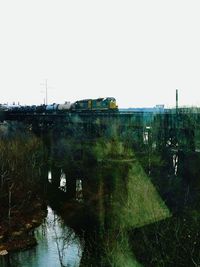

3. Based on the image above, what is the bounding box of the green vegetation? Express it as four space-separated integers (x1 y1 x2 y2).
130 211 200 266
1 111 200 266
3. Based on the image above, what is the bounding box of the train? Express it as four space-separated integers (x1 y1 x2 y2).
0 97 118 114
72 97 117 111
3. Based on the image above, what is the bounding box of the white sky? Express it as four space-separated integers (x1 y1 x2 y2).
0 0 200 108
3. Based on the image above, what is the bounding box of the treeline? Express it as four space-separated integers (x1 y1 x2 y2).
0 123 48 250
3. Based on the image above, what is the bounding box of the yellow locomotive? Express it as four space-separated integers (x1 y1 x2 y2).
72 97 118 111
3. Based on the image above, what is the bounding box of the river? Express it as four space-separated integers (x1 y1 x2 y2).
0 206 83 267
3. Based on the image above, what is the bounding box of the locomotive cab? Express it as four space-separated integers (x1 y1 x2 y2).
106 97 118 110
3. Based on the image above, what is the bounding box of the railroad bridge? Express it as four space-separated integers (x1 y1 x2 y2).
1 109 200 152
1 108 200 203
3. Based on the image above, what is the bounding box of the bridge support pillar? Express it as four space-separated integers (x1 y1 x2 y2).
66 177 76 199
51 166 61 188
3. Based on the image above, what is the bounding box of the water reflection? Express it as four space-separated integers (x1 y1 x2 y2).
59 171 66 192
1 207 83 267
76 180 83 202
172 153 178 175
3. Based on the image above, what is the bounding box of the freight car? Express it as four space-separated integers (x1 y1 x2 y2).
45 101 71 113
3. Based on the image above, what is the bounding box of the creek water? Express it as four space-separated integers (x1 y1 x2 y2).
0 206 83 267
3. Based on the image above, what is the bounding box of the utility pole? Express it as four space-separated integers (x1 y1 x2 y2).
45 79 48 105
176 89 178 112
40 79 49 105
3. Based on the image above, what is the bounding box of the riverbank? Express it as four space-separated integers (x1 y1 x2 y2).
0 198 47 254
0 206 83 267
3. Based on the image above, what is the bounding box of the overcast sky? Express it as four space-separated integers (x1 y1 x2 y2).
0 1 200 108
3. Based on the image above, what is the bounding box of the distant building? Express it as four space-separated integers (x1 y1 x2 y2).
155 104 165 109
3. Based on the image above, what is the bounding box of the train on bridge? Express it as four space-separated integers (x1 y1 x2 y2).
0 97 118 114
